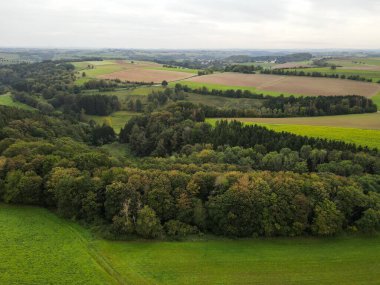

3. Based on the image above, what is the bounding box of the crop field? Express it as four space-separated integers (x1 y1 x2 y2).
1 204 379 285
207 118 380 149
188 73 380 97
0 93 36 110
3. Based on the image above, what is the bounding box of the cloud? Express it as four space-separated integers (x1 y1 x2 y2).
0 0 379 49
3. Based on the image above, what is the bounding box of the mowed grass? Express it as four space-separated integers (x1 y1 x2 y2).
1 204 380 285
85 111 138 133
207 119 380 149
0 204 115 285
0 93 36 111
174 80 304 97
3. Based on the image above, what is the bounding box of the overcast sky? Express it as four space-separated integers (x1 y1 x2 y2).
1 0 379 49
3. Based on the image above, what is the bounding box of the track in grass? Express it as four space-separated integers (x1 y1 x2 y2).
1 204 380 285
0 204 116 285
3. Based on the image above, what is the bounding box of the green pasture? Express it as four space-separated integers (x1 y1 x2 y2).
0 93 36 111
1 204 379 285
85 111 138 133
207 119 380 150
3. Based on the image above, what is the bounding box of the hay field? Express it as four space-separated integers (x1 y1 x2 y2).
188 73 380 97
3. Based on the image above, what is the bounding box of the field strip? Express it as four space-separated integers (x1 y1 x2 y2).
47 215 127 285
256 76 289 89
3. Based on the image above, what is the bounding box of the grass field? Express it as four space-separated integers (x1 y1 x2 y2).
372 92 380 109
0 204 115 284
0 93 36 110
1 204 380 285
171 80 303 97
85 111 137 133
218 113 380 130
207 118 380 149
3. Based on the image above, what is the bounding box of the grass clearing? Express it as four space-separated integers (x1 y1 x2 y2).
0 93 36 111
85 111 138 133
207 119 380 149
1 204 380 285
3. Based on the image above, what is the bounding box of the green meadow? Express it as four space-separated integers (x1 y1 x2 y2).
0 93 36 111
1 204 380 285
206 118 380 149
85 111 138 133
173 80 304 97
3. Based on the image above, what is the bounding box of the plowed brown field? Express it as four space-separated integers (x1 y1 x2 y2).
189 73 380 97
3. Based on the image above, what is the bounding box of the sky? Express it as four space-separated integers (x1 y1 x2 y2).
1 0 380 49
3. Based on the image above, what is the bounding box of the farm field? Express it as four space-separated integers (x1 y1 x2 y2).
0 93 36 110
1 204 380 285
73 60 197 84
326 57 380 69
293 67 380 82
99 68 196 83
188 73 380 97
220 112 380 130
207 118 380 149
0 204 115 285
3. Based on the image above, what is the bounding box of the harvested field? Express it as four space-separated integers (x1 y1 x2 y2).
99 68 196 83
189 73 380 97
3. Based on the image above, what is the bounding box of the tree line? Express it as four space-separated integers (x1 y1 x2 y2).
261 68 375 83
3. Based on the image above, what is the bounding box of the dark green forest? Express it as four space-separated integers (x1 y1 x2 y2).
0 61 379 239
